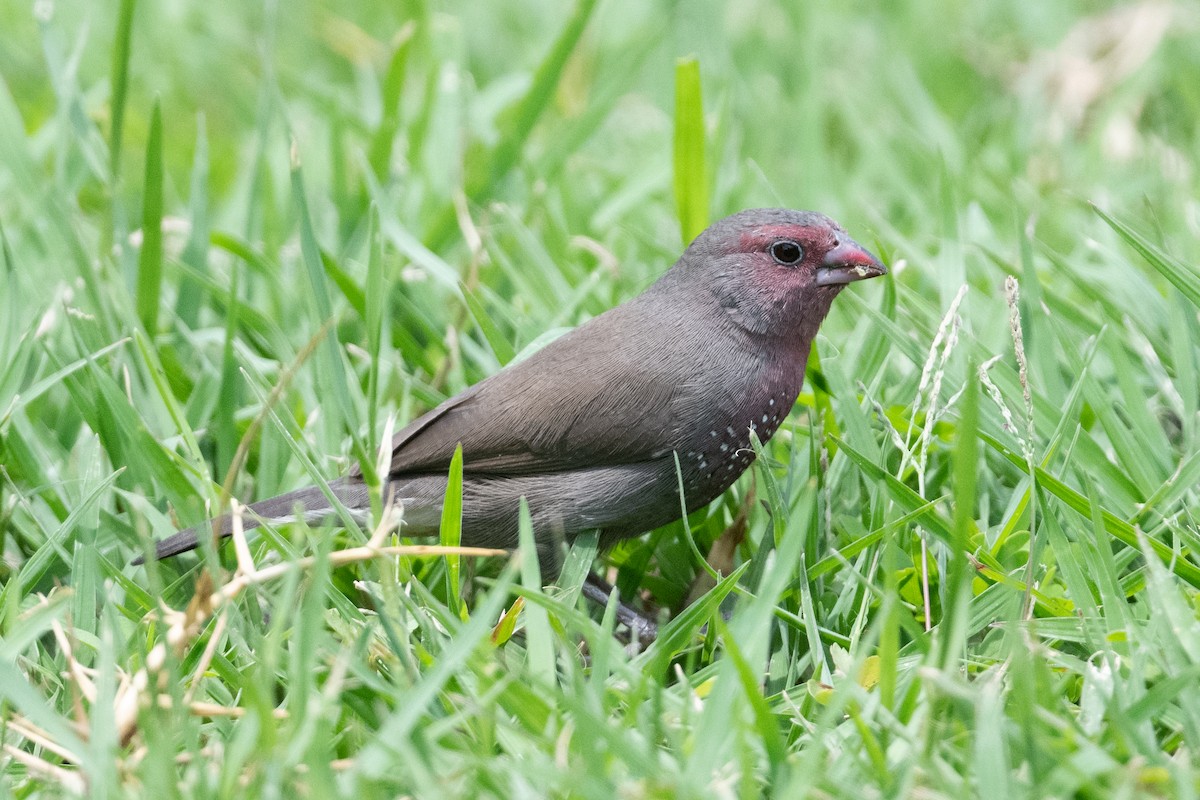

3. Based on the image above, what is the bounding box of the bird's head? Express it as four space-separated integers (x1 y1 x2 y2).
677 208 887 339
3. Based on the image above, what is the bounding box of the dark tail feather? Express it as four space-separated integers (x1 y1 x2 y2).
133 481 360 564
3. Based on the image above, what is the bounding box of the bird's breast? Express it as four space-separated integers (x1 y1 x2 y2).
675 372 801 507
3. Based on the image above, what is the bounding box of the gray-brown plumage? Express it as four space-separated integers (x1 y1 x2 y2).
141 209 885 568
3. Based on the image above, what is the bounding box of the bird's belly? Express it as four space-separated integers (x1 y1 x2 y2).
389 462 683 550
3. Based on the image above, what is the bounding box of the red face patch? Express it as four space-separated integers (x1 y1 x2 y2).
737 224 834 260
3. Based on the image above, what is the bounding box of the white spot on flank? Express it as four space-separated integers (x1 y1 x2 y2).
720 443 728 452
726 426 735 436
761 414 768 423
710 430 717 437
769 398 775 406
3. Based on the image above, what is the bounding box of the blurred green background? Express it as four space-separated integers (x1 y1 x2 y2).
3 1 1200 797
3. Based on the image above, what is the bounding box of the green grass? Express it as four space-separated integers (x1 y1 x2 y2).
2 0 1200 797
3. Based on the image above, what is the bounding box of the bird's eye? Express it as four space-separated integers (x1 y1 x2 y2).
769 240 804 265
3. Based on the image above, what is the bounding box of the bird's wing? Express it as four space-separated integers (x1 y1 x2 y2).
375 309 688 478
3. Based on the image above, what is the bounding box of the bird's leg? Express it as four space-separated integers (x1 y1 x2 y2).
582 573 659 645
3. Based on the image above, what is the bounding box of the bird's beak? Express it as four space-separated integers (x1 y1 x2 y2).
815 239 887 286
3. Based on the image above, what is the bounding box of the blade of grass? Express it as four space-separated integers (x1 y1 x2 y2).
673 56 709 244
714 614 788 775
175 114 209 328
0 468 123 609
356 561 517 775
938 361 977 668
636 561 750 676
982 432 1200 588
366 24 416 184
426 0 600 248
439 444 465 620
107 0 136 182
364 205 385 483
290 151 365 465
463 285 516 365
135 98 163 334
517 497 555 686
1094 205 1200 308
555 529 598 611
831 434 955 545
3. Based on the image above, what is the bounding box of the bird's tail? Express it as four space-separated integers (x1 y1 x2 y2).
134 479 366 564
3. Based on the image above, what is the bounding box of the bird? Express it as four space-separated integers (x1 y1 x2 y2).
138 208 886 571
